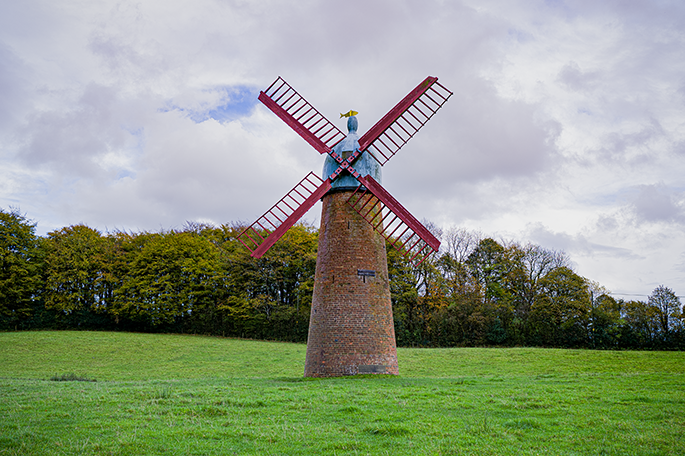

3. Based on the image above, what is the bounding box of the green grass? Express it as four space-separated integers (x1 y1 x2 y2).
1 331 684 455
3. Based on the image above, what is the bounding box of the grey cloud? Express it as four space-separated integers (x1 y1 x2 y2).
595 213 620 232
596 118 666 164
18 83 143 177
628 183 685 224
0 45 28 132
676 253 685 274
390 81 561 207
675 139 685 156
555 0 685 27
513 1 685 170
557 61 600 91
89 34 163 77
525 222 642 260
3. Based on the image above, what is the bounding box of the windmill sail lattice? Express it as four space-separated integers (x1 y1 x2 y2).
259 77 346 155
360 76 452 165
237 172 331 259
348 175 440 267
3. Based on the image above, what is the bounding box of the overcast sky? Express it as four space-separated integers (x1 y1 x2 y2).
2 0 684 299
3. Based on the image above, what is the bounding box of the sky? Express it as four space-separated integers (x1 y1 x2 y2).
1 0 684 299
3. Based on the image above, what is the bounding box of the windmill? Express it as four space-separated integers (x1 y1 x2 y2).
238 76 452 377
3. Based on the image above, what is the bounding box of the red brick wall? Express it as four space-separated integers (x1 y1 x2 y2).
304 190 399 377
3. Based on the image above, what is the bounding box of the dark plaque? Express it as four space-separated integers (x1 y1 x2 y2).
357 269 376 283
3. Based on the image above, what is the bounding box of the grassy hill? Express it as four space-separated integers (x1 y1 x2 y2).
1 331 683 455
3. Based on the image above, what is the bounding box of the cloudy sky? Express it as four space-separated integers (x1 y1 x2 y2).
2 0 684 298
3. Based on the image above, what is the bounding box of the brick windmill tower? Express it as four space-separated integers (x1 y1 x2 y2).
238 76 452 377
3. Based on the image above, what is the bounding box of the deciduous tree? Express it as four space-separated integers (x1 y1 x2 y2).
112 230 224 327
43 225 107 314
530 267 590 347
648 285 682 336
0 208 42 325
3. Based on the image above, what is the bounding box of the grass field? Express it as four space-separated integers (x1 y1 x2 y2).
1 331 684 455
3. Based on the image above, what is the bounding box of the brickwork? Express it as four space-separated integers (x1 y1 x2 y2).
304 190 399 377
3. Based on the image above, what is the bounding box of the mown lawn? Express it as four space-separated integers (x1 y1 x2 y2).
1 331 683 455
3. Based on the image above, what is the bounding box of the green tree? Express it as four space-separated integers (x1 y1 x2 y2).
214 223 316 341
518 244 570 318
427 229 488 346
530 267 590 347
621 299 661 348
388 241 423 346
43 225 108 315
247 224 317 341
386 218 452 347
0 208 43 327
112 230 224 327
648 285 682 337
466 239 527 344
429 277 486 346
466 238 506 298
587 289 622 348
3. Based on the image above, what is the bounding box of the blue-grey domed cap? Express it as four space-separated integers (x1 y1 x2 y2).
322 114 381 188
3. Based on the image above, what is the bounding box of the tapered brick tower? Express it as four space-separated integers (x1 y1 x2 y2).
238 76 451 377
304 189 398 376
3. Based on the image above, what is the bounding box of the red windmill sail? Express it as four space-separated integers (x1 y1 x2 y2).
237 172 330 259
347 175 440 267
360 76 452 165
258 77 345 155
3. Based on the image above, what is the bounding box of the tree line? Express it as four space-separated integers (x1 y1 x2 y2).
1 207 683 349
